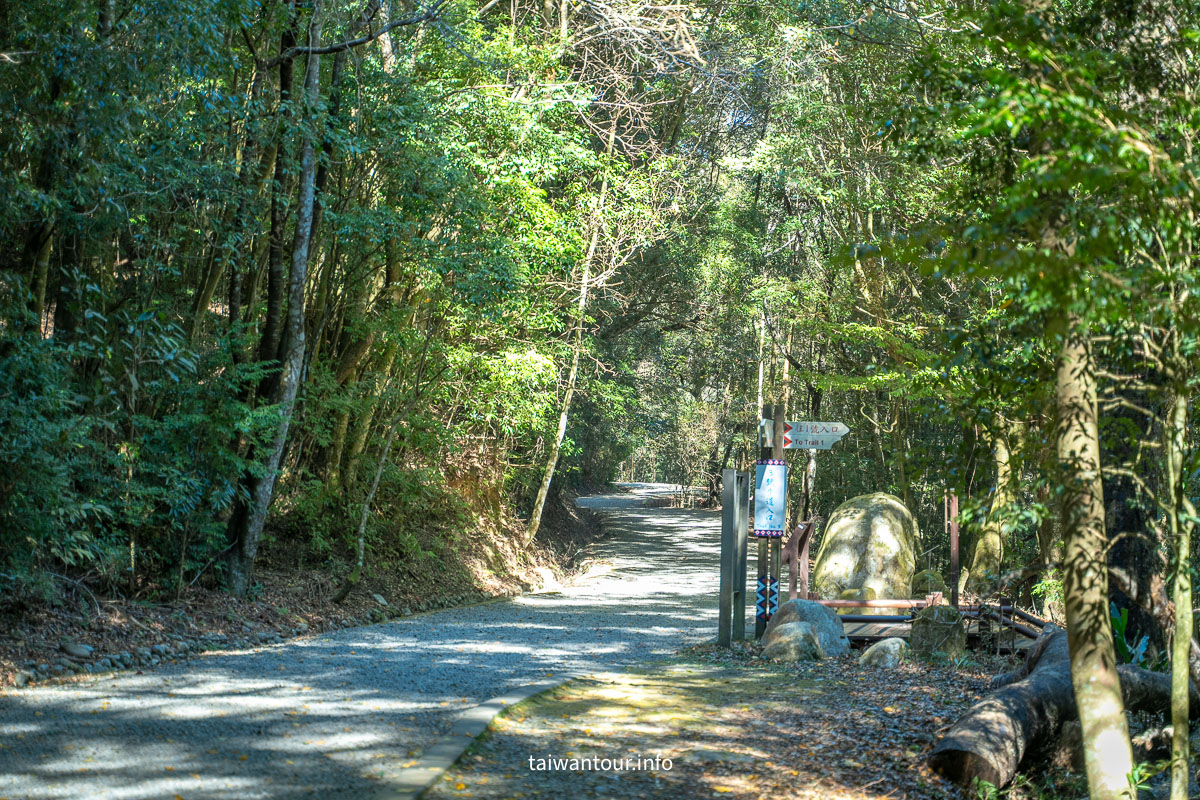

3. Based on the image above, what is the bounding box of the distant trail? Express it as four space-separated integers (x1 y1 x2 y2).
0 484 720 799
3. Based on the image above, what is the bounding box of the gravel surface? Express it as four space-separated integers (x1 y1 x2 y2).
0 484 721 799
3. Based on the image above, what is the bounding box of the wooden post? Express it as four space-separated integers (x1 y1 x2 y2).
734 471 749 642
719 469 736 647
783 520 816 601
770 403 784 623
756 404 772 640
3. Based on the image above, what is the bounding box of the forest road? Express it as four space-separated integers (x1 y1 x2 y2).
0 483 721 799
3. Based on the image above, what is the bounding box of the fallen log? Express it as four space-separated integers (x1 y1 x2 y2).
927 624 1200 791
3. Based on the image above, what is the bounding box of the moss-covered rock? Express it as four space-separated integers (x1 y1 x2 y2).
859 637 908 668
761 621 823 661
910 569 946 598
910 605 967 659
812 492 918 613
763 599 850 657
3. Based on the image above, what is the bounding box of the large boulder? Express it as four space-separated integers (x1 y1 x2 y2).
761 622 823 661
763 598 851 657
812 492 918 613
911 605 967 659
859 637 908 668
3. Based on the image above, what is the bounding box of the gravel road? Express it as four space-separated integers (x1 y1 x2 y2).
0 484 721 799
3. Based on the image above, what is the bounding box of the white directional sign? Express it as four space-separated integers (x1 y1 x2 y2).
761 420 850 450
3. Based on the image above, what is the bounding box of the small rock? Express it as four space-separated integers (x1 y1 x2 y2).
98 658 112 670
294 621 308 634
135 647 152 659
37 663 50 673
14 671 31 688
152 644 170 656
49 664 65 675
859 637 909 668
372 593 388 607
61 642 94 659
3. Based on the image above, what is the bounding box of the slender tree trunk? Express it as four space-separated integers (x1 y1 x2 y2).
1054 312 1133 800
523 251 589 545
226 8 322 597
1163 352 1194 800
969 423 1014 592
258 22 297 376
524 120 616 545
332 415 400 604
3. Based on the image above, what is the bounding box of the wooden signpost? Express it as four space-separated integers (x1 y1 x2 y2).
718 469 750 647
751 404 786 638
718 408 851 646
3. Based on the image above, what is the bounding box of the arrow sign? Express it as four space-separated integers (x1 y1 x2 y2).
762 420 850 450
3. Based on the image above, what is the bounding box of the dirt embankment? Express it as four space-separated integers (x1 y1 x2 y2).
0 487 604 689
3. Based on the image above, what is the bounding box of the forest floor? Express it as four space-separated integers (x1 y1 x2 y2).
0 487 603 689
425 645 1020 800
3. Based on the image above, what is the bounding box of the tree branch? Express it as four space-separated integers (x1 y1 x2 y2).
267 0 444 67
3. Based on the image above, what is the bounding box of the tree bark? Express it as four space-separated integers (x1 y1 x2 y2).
1162 351 1194 800
226 7 322 597
1054 312 1134 800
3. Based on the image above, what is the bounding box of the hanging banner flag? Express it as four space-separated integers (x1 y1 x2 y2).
753 460 788 537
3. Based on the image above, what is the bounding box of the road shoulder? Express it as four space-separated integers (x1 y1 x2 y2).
424 644 985 800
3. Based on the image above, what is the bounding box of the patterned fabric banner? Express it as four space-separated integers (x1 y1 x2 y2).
753 460 787 537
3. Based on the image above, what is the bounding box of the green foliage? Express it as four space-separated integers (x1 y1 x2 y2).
1110 602 1150 668
0 278 105 596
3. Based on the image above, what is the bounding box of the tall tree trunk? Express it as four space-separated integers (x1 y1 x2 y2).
1053 312 1133 800
258 22 297 377
1103 387 1164 653
968 422 1014 592
799 380 822 521
523 249 589 546
524 120 616 545
226 8 322 597
1163 346 1194 800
